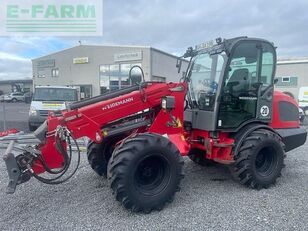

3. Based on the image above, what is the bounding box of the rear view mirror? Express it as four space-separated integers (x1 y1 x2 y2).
129 65 145 85
274 78 278 85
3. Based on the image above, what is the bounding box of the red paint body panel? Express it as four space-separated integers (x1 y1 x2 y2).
270 91 300 129
189 129 234 163
32 85 302 175
167 133 190 155
0 128 19 137
32 116 66 174
33 82 190 174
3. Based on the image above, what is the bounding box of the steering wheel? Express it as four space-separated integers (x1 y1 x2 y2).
220 92 240 110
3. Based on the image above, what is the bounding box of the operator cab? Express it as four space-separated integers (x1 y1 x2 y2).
184 37 276 131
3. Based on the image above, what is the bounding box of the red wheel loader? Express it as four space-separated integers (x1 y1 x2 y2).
1 37 307 213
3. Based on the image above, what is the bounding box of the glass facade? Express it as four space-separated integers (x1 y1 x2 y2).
99 63 141 94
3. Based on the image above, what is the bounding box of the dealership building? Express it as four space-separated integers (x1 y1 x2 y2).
275 57 308 99
32 45 308 101
32 45 187 99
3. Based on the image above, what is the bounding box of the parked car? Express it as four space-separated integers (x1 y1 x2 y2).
299 107 305 124
24 92 32 104
4 92 25 102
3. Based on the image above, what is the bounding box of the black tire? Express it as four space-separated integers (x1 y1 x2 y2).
230 129 285 189
87 135 125 177
108 133 184 213
188 148 216 166
11 98 17 102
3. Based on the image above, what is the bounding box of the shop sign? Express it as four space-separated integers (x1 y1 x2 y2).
73 57 89 64
114 51 142 62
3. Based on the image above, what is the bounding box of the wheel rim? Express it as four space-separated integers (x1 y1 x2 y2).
255 146 278 177
134 155 170 196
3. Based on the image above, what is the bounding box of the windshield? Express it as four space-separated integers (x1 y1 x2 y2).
188 52 226 110
33 88 77 101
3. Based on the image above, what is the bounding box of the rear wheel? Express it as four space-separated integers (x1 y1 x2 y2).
87 135 125 177
11 98 17 102
188 148 216 166
108 133 184 213
230 129 285 189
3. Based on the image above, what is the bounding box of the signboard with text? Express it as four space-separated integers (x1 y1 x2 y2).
114 51 142 62
0 0 103 36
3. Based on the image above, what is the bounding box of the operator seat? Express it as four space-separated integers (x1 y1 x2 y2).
226 68 249 96
226 68 256 119
223 68 250 115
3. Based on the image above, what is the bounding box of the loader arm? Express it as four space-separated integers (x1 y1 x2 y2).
3 81 188 192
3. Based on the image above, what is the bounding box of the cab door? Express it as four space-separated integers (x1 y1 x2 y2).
217 41 276 129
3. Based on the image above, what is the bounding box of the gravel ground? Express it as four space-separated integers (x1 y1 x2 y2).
0 136 308 230
1 103 308 230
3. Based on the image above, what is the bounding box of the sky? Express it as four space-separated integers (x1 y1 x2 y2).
1 0 308 80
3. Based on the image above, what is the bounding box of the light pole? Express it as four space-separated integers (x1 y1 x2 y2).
2 101 6 131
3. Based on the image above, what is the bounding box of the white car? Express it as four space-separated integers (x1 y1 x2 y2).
4 92 25 102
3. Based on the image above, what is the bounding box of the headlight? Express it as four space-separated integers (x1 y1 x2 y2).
161 96 175 111
29 107 38 116
161 98 167 110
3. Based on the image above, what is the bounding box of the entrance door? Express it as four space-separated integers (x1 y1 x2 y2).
80 85 92 100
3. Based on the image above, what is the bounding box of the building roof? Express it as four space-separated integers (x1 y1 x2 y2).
277 57 308 65
32 44 182 61
0 79 32 84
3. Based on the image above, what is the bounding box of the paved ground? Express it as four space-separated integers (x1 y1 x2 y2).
0 102 30 132
0 103 308 230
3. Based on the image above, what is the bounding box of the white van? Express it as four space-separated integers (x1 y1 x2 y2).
298 86 308 115
28 86 78 131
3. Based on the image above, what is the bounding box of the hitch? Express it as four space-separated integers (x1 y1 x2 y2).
0 132 41 194
1 126 82 193
3 141 21 194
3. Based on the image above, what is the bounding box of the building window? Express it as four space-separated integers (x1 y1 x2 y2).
275 76 298 87
52 68 59 77
99 63 141 94
38 74 45 78
282 77 290 83
79 85 92 100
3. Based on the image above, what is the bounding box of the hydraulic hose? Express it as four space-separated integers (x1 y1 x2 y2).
31 129 81 185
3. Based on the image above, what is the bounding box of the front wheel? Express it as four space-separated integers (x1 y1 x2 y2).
230 129 285 189
107 133 184 213
87 135 126 177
